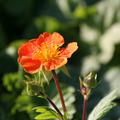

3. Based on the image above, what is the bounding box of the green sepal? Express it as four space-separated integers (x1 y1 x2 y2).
26 82 41 96
24 75 43 96
41 67 52 84
60 65 71 77
24 75 33 82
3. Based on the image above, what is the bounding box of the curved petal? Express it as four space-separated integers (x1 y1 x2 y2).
44 58 67 71
37 32 51 45
47 32 64 47
18 57 42 74
18 39 36 57
59 42 78 58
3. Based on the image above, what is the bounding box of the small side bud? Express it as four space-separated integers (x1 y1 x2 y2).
83 72 97 89
79 72 98 97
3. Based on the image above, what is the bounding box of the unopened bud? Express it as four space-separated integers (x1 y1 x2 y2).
79 72 98 97
80 72 97 89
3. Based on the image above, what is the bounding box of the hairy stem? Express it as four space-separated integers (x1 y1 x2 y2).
39 92 63 116
46 96 63 116
52 70 67 113
82 95 88 120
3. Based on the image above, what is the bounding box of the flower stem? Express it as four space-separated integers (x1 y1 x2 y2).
82 95 88 120
52 70 67 113
46 96 63 116
39 91 63 116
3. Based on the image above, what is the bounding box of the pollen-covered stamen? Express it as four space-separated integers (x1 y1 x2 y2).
48 44 59 58
33 42 59 62
33 43 48 62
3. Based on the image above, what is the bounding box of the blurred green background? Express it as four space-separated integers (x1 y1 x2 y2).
0 0 120 120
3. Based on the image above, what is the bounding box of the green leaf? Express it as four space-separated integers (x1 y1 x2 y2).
59 65 71 77
34 107 62 120
3 73 24 92
11 95 34 115
88 90 119 120
34 16 61 33
73 5 96 20
73 6 87 19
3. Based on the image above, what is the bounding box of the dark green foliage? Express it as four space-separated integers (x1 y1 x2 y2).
0 0 120 120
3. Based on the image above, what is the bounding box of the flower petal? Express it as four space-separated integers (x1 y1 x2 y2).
18 39 36 57
48 32 64 47
59 42 78 58
44 58 67 71
37 32 51 45
18 57 42 74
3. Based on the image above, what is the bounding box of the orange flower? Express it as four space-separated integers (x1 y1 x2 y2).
18 32 78 74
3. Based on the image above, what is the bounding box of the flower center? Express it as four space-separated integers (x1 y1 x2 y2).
33 42 59 63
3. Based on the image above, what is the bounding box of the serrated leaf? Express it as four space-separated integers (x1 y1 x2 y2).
34 107 62 120
35 111 57 119
60 65 71 77
88 90 119 120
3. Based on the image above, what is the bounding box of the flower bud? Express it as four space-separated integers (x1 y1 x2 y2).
80 72 97 89
79 72 98 97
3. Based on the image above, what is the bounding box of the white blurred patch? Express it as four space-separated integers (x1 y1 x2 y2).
80 24 100 44
81 55 100 74
5 47 16 56
99 23 120 64
97 0 120 28
104 67 120 94
56 0 71 17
